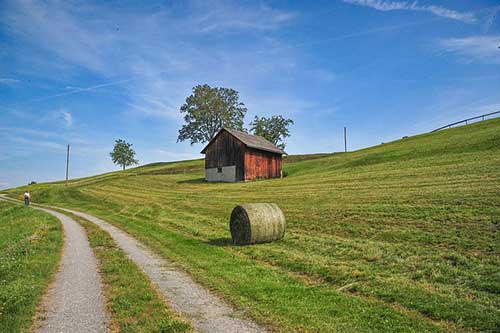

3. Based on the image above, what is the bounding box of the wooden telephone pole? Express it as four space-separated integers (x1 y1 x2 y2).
65 144 70 187
344 127 347 152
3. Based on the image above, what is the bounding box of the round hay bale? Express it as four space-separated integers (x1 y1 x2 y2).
230 203 286 245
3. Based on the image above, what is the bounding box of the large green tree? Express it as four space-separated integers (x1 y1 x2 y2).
250 115 294 150
110 139 138 170
177 84 247 145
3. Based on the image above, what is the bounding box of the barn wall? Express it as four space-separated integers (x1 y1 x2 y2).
205 165 237 182
244 148 282 181
204 130 245 181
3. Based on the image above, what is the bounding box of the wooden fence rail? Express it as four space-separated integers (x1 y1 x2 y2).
431 110 500 132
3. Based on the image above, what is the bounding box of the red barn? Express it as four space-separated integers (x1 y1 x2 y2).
201 128 284 182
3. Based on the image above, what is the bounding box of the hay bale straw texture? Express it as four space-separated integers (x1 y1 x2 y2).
230 203 286 245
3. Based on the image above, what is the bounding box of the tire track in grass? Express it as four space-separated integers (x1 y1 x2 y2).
0 195 109 332
57 207 265 333
72 212 191 332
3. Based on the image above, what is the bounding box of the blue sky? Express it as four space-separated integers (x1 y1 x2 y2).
1 0 499 189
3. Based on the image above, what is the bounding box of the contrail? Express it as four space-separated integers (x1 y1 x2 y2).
30 78 135 102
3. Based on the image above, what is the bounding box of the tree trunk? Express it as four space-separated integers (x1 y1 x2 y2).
123 165 125 171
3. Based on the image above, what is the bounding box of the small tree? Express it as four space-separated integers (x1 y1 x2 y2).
250 115 294 150
110 139 138 170
177 84 247 145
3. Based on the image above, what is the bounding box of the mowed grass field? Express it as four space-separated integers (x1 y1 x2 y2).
0 201 62 332
4 118 500 332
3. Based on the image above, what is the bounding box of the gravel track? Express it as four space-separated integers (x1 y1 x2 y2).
60 207 265 333
0 196 109 332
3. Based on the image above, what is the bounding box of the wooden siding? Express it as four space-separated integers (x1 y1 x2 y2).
244 148 282 181
204 130 245 180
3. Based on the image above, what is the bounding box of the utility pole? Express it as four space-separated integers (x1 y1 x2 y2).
344 127 347 152
65 144 70 187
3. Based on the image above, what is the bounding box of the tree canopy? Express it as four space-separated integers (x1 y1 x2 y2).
250 115 294 150
177 84 247 145
110 139 138 170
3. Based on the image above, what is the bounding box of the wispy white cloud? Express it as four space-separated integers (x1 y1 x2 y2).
126 101 178 119
1 0 299 120
9 137 67 151
0 126 58 138
31 108 75 128
190 2 296 32
439 35 500 64
343 0 476 23
59 110 73 127
0 78 20 86
0 105 31 118
0 126 91 148
1 0 110 74
0 126 107 162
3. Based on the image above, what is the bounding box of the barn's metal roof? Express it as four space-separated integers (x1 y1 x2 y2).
201 128 284 155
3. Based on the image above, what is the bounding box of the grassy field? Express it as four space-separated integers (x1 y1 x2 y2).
4 118 500 332
66 212 191 333
0 201 62 332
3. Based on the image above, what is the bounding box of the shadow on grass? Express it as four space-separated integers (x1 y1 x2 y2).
206 237 234 246
177 178 206 184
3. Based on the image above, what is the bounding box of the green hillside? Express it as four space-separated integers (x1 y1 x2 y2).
4 118 500 332
0 201 62 332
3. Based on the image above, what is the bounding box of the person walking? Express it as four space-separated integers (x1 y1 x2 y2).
24 190 30 206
